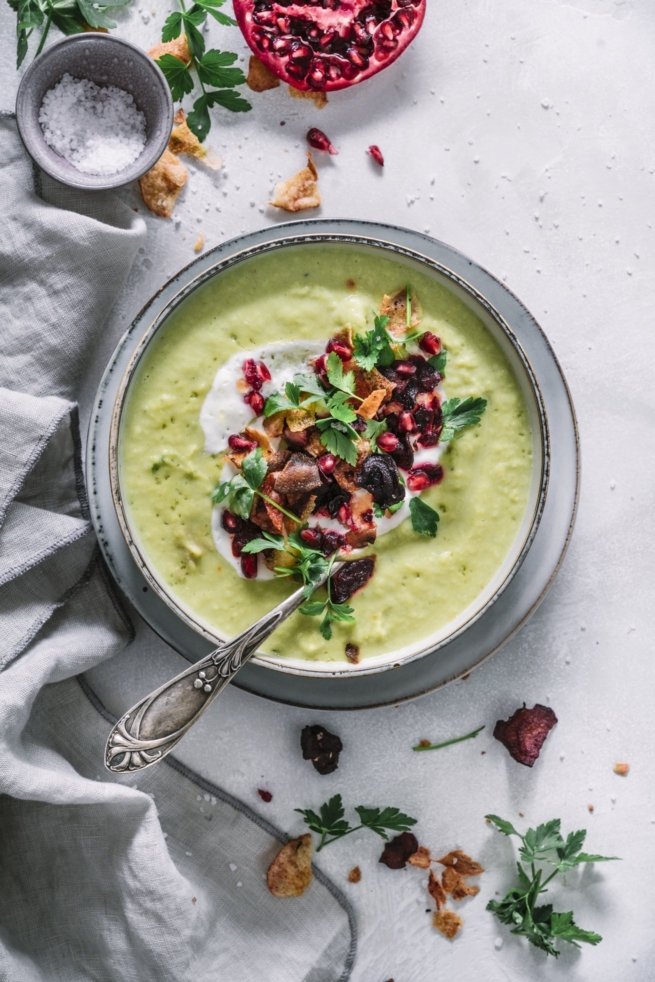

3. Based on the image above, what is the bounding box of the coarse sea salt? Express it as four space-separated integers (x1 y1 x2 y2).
38 73 146 176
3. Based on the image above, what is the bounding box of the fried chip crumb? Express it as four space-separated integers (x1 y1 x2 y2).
587 803 595 813
433 909 463 939
267 834 313 898
418 738 432 749
193 232 205 253
169 109 206 160
613 762 630 776
138 148 188 219
288 86 328 108
347 866 362 884
408 846 432 869
345 642 360 664
148 34 191 64
428 870 446 910
441 866 480 899
271 153 321 212
247 56 281 92
436 851 485 877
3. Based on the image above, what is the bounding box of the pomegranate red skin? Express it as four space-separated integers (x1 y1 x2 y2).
368 144 384 166
233 0 427 93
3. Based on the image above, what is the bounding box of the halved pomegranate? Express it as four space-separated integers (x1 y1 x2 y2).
233 0 426 92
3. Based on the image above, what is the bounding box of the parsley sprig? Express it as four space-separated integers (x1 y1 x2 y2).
441 396 487 442
353 315 395 371
296 794 417 852
10 0 132 66
156 0 251 142
486 815 619 957
409 497 439 537
211 449 301 525
242 531 354 639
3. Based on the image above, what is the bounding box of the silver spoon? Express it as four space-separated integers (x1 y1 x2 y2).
105 565 340 773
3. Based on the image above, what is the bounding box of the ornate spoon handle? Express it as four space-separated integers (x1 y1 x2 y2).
105 569 335 773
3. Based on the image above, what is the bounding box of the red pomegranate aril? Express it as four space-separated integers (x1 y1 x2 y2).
338 503 351 525
368 145 384 167
300 528 323 549
228 433 257 452
321 530 344 556
307 127 339 155
417 429 439 448
314 353 328 377
221 510 241 533
418 332 442 356
326 338 352 361
241 553 258 579
377 431 400 453
244 390 265 415
242 358 271 390
407 463 444 492
394 360 417 377
318 453 337 476
398 411 416 433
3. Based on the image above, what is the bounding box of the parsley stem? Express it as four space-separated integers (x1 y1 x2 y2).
257 491 303 526
316 826 363 852
412 724 485 752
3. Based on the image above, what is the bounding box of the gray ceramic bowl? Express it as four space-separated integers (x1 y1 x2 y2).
15 33 173 191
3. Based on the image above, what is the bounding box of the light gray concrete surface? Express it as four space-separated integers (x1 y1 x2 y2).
3 2 654 979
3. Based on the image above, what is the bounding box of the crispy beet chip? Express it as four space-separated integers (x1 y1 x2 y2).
493 703 558 767
379 832 419 870
330 557 376 605
300 724 343 775
257 788 273 803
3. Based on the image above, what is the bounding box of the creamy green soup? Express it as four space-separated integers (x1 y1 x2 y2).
120 245 534 662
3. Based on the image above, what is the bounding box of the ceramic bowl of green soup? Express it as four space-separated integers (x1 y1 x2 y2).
102 221 556 689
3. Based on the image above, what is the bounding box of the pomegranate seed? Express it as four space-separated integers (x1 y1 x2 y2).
241 553 258 579
244 390 265 415
257 788 273 803
326 339 352 361
228 433 257 452
300 528 323 549
243 358 271 391
221 510 241 533
394 360 416 377
398 411 416 433
307 127 339 155
377 432 400 453
318 453 337 475
368 145 384 167
418 332 442 355
417 429 439 448
407 464 444 492
337 503 351 525
321 530 344 555
314 353 328 377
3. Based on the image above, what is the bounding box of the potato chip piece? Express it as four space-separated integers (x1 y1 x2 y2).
613 762 630 776
441 866 480 899
289 86 328 108
148 34 191 64
436 850 484 877
169 109 207 159
285 408 316 432
356 388 388 420
433 909 462 940
247 55 281 92
347 866 362 884
138 148 188 219
352 365 395 401
380 287 422 337
267 834 313 897
427 870 446 910
271 154 321 212
407 846 431 869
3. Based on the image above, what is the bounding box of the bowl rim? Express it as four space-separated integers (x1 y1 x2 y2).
15 32 173 191
107 227 550 679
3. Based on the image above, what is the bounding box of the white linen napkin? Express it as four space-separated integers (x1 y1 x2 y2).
0 114 355 982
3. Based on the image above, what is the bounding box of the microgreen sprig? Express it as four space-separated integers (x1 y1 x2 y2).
211 449 301 525
296 793 417 852
486 815 619 957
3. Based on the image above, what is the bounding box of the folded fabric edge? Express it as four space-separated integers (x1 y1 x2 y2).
77 673 358 982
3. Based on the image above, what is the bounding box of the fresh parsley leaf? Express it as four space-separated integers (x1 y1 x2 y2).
194 0 236 26
210 450 269 521
296 795 417 851
325 390 358 425
486 814 619 957
156 54 194 101
428 349 448 375
319 422 358 466
441 396 487 442
187 94 211 143
354 805 417 840
326 352 355 395
76 0 131 29
196 49 245 88
241 533 285 555
240 448 267 490
409 497 440 537
161 10 184 42
353 315 394 371
364 417 388 449
205 88 252 113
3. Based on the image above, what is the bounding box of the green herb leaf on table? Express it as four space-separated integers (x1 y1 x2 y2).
12 0 131 66
440 396 487 442
485 814 619 957
412 724 485 751
409 497 440 537
296 795 417 852
193 0 236 27
157 54 195 101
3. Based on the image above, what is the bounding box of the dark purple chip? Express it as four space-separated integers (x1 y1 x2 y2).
493 704 558 767
257 788 273 803
379 832 419 870
300 724 343 775
330 557 376 605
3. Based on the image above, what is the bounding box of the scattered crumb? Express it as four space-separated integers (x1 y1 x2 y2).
433 909 463 939
408 846 431 869
191 896 197 904
247 55 281 92
288 86 328 108
267 834 313 898
588 804 595 813
193 232 205 253
418 739 432 749
345 642 360 664
347 866 362 884
436 851 484 876
614 762 630 776
345 278 356 289
270 153 320 212
169 109 219 169
138 148 187 218
441 866 480 899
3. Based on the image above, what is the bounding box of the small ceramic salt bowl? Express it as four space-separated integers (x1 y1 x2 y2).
16 33 173 191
